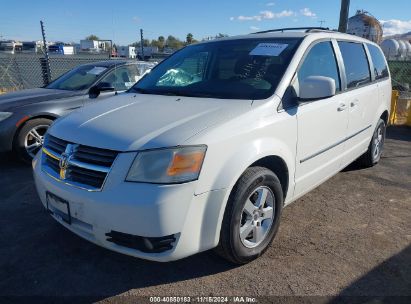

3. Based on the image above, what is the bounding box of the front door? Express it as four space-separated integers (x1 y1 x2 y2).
293 41 349 198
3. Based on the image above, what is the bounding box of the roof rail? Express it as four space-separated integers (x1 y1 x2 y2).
252 27 331 34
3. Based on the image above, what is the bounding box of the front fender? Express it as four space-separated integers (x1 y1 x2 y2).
201 137 295 198
195 136 296 248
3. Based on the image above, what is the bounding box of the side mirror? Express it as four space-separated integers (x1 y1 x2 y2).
299 76 336 102
89 82 115 98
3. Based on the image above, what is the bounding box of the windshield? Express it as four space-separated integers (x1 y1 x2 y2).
46 65 108 91
130 38 301 100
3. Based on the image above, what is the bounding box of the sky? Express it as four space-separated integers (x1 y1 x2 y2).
1 0 410 45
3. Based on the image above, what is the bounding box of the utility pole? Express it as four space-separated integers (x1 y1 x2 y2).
140 29 144 60
338 0 350 33
40 20 51 85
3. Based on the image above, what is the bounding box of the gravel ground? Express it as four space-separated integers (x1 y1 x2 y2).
0 127 410 302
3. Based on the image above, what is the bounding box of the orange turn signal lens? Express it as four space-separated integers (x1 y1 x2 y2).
167 151 206 176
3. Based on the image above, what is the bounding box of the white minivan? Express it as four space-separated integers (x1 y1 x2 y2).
33 29 391 264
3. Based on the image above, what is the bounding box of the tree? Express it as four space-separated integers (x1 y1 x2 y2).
85 34 100 41
130 39 150 47
166 35 184 50
158 36 165 50
186 33 194 44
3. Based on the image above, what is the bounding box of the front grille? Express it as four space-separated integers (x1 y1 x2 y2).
42 134 118 191
47 135 67 155
106 231 177 253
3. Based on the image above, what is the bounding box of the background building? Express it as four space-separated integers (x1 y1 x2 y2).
347 10 383 44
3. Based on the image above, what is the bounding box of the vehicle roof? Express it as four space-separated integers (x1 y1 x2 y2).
198 30 377 46
79 60 153 68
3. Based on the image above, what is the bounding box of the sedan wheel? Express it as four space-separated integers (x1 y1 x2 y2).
24 125 48 158
14 118 53 163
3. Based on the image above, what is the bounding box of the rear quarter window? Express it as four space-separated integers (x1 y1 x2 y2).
367 44 389 80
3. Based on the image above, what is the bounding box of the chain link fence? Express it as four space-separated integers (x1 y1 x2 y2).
388 60 411 99
0 53 161 93
388 60 411 126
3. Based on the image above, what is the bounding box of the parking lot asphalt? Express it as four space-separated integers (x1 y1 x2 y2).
0 127 410 301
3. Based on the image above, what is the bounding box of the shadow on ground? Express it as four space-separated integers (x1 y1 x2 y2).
329 245 411 304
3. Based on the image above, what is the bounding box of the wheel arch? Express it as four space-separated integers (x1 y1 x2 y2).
249 155 289 200
380 110 389 125
12 113 58 148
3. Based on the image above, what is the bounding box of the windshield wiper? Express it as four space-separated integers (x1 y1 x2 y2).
130 87 154 94
130 88 224 98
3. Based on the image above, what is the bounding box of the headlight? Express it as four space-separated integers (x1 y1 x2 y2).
126 146 207 184
0 112 12 122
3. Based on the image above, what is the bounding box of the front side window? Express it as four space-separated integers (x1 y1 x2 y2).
131 38 302 100
367 44 389 80
338 42 371 89
46 65 108 91
298 41 341 92
100 65 141 91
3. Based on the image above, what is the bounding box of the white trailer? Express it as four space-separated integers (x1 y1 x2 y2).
118 46 136 58
137 46 159 59
80 40 101 53
0 40 22 54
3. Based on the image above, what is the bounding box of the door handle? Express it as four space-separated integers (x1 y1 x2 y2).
350 99 359 107
337 103 347 111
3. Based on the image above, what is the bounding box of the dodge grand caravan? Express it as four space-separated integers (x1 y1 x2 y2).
33 28 391 264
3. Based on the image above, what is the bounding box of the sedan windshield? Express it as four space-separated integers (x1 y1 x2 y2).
131 38 301 100
46 65 108 91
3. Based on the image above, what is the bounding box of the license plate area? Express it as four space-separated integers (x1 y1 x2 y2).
46 192 71 224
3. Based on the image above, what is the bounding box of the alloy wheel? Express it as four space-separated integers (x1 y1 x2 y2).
24 125 48 158
239 186 275 248
373 125 384 159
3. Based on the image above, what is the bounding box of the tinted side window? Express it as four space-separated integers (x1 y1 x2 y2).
338 42 371 88
367 44 389 80
298 41 341 92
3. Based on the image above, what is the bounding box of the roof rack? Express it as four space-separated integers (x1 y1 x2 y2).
252 27 332 34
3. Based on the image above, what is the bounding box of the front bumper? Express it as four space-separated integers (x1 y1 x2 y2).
33 151 227 262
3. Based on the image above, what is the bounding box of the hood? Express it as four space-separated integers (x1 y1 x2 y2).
49 93 253 151
0 88 83 111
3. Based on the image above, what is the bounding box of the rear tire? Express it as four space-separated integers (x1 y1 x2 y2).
215 166 283 264
14 118 52 164
357 119 386 168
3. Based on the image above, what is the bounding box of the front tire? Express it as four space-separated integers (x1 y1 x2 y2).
14 118 52 163
215 167 283 264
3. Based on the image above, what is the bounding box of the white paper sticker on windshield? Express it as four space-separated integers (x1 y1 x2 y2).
249 43 288 56
87 67 107 75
